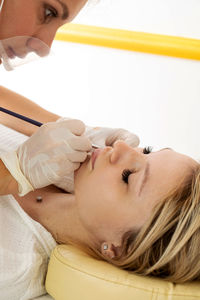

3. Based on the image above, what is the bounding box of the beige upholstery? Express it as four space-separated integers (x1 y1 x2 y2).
45 245 200 300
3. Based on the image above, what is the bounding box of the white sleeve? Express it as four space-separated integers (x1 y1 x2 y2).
0 124 34 195
0 123 28 150
0 125 57 299
0 195 57 300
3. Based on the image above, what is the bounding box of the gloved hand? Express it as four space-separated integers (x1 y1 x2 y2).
0 119 91 195
85 126 140 148
57 118 140 148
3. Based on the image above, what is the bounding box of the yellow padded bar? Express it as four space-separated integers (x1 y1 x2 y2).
46 245 200 300
55 23 200 61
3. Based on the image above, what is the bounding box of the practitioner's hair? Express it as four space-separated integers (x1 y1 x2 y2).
70 164 200 284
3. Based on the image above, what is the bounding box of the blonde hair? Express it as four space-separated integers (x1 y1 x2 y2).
70 164 200 284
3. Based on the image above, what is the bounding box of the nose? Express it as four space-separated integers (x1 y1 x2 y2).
26 27 57 57
110 141 141 164
26 37 50 57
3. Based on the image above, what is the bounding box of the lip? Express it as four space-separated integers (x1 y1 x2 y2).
91 149 102 169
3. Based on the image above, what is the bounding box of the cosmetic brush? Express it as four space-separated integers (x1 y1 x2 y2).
0 107 99 149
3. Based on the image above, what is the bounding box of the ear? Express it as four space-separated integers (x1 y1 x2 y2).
100 242 122 259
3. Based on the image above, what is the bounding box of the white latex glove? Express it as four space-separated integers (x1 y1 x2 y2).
0 119 91 196
57 118 140 148
85 126 140 148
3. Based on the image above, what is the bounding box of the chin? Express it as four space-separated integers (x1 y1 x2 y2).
74 160 88 189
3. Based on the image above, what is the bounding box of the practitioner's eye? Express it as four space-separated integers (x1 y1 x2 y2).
143 146 153 154
122 169 133 184
43 4 58 23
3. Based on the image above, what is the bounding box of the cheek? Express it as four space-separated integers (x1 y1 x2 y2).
75 173 108 214
75 171 111 221
0 17 36 39
1 0 37 37
12 15 36 36
77 181 126 233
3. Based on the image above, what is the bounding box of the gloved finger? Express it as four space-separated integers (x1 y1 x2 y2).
56 117 70 123
60 119 86 136
124 134 140 148
105 129 140 148
41 139 87 166
45 119 86 141
55 174 74 193
66 150 88 163
68 136 92 152
55 160 81 192
56 159 80 177
105 128 125 146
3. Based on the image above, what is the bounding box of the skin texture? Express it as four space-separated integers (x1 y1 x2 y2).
0 0 87 58
14 141 198 258
74 141 198 256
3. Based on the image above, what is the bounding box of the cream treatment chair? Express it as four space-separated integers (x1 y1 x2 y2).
45 244 200 300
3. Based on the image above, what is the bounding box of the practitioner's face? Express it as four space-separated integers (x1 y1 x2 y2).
0 0 87 56
74 141 197 250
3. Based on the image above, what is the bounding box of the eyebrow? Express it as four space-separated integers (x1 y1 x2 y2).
138 162 150 196
55 0 69 20
159 147 173 152
138 148 173 196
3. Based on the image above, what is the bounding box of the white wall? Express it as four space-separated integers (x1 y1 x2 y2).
0 0 200 159
77 0 200 39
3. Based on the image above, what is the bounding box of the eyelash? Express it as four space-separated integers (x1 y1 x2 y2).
122 146 152 184
122 169 133 184
143 146 153 154
43 4 58 23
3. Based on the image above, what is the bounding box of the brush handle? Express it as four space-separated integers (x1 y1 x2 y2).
0 107 43 127
0 107 100 148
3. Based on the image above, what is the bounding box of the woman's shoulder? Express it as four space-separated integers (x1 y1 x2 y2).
0 193 57 253
0 194 56 298
0 123 28 151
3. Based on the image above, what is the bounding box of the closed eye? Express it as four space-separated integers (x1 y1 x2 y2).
143 146 153 154
122 169 133 184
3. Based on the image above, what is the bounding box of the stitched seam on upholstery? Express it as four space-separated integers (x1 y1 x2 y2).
167 286 173 300
151 289 158 300
54 254 200 297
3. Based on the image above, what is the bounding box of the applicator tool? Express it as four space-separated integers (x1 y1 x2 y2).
0 107 99 149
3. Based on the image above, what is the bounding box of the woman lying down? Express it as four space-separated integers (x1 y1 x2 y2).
1 114 200 299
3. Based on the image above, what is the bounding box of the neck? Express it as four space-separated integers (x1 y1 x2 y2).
14 185 91 246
